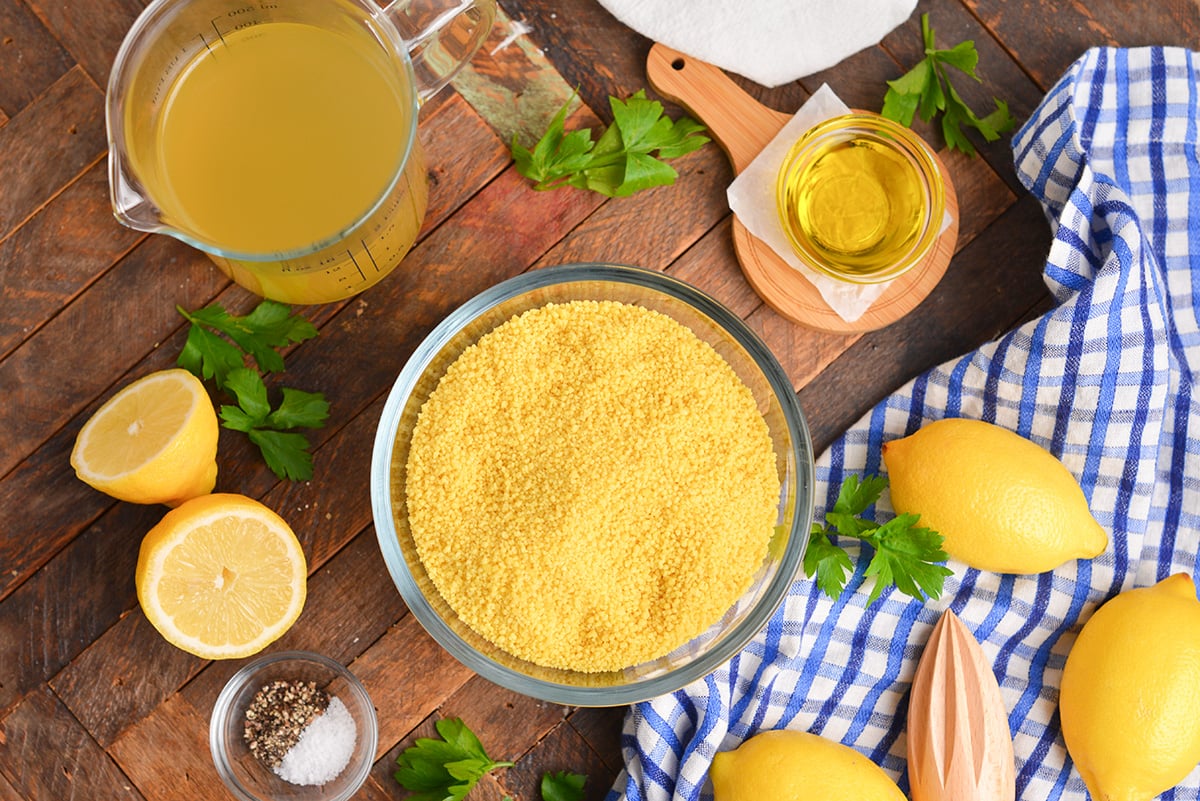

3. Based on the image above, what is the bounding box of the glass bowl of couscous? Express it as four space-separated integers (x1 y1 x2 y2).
370 263 815 705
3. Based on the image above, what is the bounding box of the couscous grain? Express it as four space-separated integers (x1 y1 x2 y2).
405 300 780 672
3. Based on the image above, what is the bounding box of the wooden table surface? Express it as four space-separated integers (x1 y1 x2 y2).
2 0 1197 798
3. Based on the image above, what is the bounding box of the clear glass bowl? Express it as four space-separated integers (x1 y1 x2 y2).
776 111 945 284
370 263 815 705
209 651 378 801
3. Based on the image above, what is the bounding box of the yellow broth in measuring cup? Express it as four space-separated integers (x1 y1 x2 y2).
107 0 494 304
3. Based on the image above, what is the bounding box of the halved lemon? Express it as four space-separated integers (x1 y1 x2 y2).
70 368 219 506
136 493 307 659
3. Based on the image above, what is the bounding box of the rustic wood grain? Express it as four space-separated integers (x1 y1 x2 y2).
666 217 766 320
0 0 74 116
346 613 477 753
0 770 25 801
0 686 145 800
0 234 223 472
107 694 226 801
23 0 144 88
568 706 627 776
504 715 615 801
0 161 144 359
0 65 105 238
967 0 1200 94
439 675 570 763
0 499 160 713
532 142 732 269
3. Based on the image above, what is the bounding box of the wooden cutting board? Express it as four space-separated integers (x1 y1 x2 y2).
646 43 958 334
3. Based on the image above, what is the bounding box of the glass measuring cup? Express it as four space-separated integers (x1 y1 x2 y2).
107 0 495 304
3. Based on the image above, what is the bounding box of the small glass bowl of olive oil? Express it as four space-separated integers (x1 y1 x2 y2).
776 112 945 284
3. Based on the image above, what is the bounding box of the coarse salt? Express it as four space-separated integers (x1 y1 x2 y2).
274 696 356 786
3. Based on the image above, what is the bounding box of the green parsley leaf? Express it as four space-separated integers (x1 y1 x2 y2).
881 13 1016 156
541 771 587 801
512 89 709 196
803 473 953 604
177 300 328 481
221 368 272 424
178 300 316 375
267 387 330 430
248 429 315 482
395 718 514 801
802 526 857 601
177 319 245 385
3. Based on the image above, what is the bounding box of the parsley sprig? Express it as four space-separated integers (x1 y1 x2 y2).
881 13 1016 156
177 300 328 481
512 90 709 196
804 474 953 605
395 718 514 801
540 771 587 801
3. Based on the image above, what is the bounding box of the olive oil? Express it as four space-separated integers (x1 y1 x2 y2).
776 114 942 283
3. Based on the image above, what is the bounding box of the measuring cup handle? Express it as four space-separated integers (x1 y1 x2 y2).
383 0 497 103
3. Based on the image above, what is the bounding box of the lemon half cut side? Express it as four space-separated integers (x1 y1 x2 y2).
70 368 219 506
135 493 307 659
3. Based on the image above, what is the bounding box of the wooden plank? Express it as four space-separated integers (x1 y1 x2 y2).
666 216 765 319
421 92 514 233
797 39 910 112
0 65 105 239
23 0 143 88
531 142 732 269
964 0 1117 92
0 0 73 116
0 500 160 714
0 234 225 474
1087 0 1200 45
567 707 626 776
0 160 144 359
0 770 24 801
344 613 476 754
51 609 204 750
107 694 227 801
503 716 615 801
796 194 1055 453
439 675 568 762
451 5 579 148
0 686 144 800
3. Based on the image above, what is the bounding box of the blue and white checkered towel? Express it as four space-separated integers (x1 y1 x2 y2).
609 46 1200 801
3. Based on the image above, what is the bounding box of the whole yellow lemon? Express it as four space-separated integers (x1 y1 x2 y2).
881 418 1107 573
1060 574 1200 801
709 729 906 801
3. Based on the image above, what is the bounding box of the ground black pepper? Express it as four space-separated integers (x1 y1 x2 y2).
243 679 330 768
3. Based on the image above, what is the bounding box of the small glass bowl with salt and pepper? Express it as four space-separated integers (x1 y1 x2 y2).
210 650 378 801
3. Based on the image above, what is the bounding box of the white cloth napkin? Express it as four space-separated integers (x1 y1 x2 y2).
595 0 918 87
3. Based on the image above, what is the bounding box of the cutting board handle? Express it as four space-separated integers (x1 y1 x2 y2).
646 43 790 174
